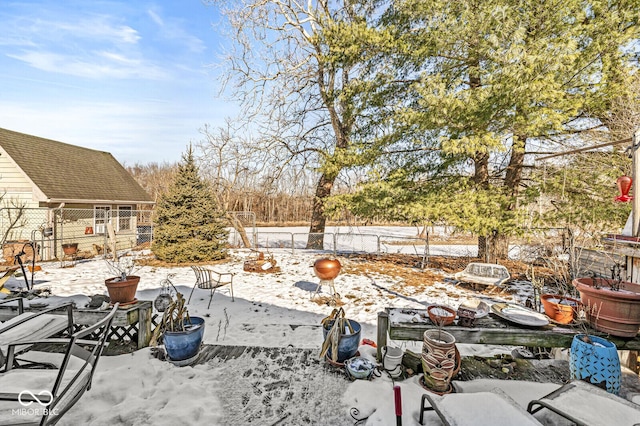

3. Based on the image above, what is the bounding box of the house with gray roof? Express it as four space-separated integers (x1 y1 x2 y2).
0 127 154 260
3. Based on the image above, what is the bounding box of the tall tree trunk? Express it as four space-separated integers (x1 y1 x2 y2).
306 172 336 249
467 55 493 261
474 151 490 260
505 133 526 202
486 133 527 260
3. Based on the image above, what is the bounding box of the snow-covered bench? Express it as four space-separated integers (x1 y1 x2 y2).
454 262 510 287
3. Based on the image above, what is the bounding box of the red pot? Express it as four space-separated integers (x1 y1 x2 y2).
313 258 341 280
105 275 140 304
573 277 640 337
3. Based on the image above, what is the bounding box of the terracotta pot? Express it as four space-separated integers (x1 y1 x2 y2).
313 258 341 281
541 294 580 324
105 275 140 304
573 277 640 338
427 305 456 326
422 329 457 392
62 243 78 256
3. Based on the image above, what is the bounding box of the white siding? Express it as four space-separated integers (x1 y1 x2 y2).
0 152 39 208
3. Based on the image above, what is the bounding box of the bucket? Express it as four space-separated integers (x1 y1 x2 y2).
322 319 361 363
570 334 621 395
382 346 404 378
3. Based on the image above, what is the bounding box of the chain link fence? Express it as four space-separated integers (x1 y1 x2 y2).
0 208 614 276
507 228 572 263
0 207 153 263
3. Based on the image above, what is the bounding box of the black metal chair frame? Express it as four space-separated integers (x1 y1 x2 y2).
527 380 640 426
0 303 118 425
0 300 74 370
187 265 235 309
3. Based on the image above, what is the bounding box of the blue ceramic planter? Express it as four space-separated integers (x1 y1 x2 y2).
322 319 361 363
164 316 205 361
570 334 621 395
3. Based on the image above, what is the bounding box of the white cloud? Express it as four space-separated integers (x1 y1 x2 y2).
147 8 206 53
147 9 164 27
0 100 205 163
54 18 141 44
7 50 167 80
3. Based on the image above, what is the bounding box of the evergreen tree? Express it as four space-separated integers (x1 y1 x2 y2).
329 0 639 260
152 147 228 262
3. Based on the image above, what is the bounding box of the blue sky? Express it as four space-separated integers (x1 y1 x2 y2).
0 0 233 165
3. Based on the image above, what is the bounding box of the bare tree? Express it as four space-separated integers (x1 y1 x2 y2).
0 195 28 245
196 121 276 247
127 162 177 203
211 0 387 248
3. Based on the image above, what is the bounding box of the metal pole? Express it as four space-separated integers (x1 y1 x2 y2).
633 128 640 236
394 385 402 426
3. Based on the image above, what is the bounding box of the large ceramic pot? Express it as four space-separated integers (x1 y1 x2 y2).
573 277 640 337
322 319 361 363
570 334 621 395
314 258 341 281
164 316 205 362
421 329 457 393
105 275 140 304
541 294 581 324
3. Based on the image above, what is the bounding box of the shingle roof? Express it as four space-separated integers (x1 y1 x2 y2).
0 127 153 204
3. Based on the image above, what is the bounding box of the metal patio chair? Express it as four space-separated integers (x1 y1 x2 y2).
0 300 74 370
419 387 543 426
188 265 235 309
0 303 118 425
527 380 640 426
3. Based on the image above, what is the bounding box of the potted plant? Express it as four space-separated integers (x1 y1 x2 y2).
104 255 140 305
320 307 360 364
540 294 581 324
62 242 78 256
531 263 581 324
572 263 640 337
151 292 205 363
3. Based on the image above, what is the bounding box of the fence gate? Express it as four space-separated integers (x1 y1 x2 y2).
229 211 257 248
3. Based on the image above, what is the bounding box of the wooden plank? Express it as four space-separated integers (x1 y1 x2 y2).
138 304 151 348
388 324 580 348
384 308 640 351
376 311 388 362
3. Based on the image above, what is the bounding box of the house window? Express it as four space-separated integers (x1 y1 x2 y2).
118 206 133 231
94 206 111 234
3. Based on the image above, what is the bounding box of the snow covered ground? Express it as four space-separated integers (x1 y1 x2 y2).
0 235 637 425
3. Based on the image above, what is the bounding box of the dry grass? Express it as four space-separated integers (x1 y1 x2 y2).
341 253 548 296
